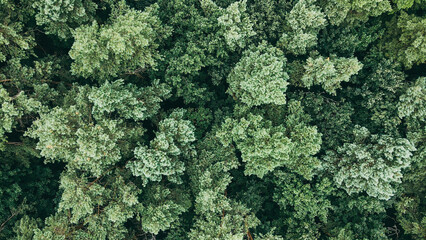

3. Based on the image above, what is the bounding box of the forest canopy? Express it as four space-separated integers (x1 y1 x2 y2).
0 0 425 239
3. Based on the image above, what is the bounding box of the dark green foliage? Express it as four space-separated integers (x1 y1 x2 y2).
272 171 334 239
319 18 385 56
348 55 407 134
381 11 426 69
0 0 35 62
0 153 58 239
326 192 389 240
321 0 392 25
0 0 424 239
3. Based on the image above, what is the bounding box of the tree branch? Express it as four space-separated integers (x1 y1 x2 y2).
6 142 23 146
0 211 19 232
84 166 116 191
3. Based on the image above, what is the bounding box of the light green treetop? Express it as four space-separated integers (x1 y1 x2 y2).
33 0 98 39
69 4 172 79
217 101 322 179
324 126 415 200
127 109 196 185
301 55 363 95
278 0 327 55
216 0 256 50
226 42 288 107
398 77 426 120
31 169 141 239
25 80 170 176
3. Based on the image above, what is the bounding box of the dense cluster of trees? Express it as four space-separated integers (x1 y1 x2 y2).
0 0 425 239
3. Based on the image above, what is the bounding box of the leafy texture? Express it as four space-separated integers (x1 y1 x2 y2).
1 0 425 239
324 126 415 200
69 4 171 79
33 0 98 39
226 42 289 106
301 55 363 95
278 0 327 55
322 0 392 25
217 101 322 179
127 109 196 185
382 12 426 68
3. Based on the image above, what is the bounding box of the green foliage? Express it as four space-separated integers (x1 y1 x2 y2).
398 77 425 120
159 0 255 103
326 192 389 239
69 4 172 79
396 77 426 240
322 0 392 25
226 42 288 106
272 171 334 239
294 91 354 150
382 12 426 68
247 0 291 42
33 0 98 39
392 0 426 9
218 113 290 178
189 200 259 240
278 0 327 55
0 86 41 149
88 79 170 121
324 126 415 200
187 134 259 240
216 0 256 50
31 170 140 239
0 1 35 62
395 196 426 239
348 56 406 134
58 170 139 226
199 0 256 51
13 216 40 240
127 109 196 185
254 229 284 240
1 0 425 239
184 107 213 139
137 184 191 234
319 19 385 56
217 101 322 179
0 155 58 239
0 23 34 63
301 55 363 95
26 80 170 176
